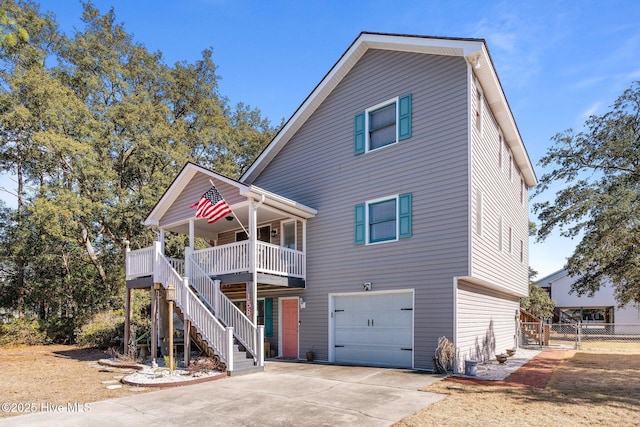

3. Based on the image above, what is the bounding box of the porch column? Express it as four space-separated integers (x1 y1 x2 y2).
302 219 307 277
151 284 158 364
185 246 192 279
168 297 174 371
159 288 169 355
302 219 307 252
159 228 165 255
188 219 195 251
183 318 191 368
248 199 258 326
124 287 131 354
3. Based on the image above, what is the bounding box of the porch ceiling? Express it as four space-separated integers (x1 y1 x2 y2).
161 203 288 240
147 163 317 240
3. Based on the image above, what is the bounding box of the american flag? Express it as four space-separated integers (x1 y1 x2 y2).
189 185 233 224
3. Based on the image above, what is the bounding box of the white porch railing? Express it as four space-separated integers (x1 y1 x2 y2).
257 241 305 278
156 253 231 367
167 257 185 277
188 256 258 360
192 241 305 279
125 246 154 280
127 241 307 281
192 241 250 276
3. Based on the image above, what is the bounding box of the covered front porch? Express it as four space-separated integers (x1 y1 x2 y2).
124 163 316 374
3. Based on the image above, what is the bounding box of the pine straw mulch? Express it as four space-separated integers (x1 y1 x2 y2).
395 347 640 427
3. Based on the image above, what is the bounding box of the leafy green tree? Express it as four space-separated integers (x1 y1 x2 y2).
0 5 28 47
521 284 556 320
521 266 556 319
534 81 640 305
0 1 276 340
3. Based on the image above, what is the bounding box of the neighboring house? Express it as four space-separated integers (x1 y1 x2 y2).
535 269 640 329
125 32 536 373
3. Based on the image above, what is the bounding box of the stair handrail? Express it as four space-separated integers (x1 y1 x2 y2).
520 308 542 323
157 254 230 365
187 255 258 360
554 307 580 324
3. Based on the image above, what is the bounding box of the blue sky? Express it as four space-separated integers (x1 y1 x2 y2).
3 0 640 278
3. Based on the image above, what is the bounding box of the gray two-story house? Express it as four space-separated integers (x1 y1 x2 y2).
125 32 536 373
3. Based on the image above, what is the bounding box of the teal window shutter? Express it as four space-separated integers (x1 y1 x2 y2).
264 298 273 337
354 112 365 154
354 203 365 244
398 94 412 141
398 193 412 239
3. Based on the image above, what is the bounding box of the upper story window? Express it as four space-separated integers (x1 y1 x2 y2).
369 199 397 242
355 193 412 245
369 102 396 150
354 94 412 154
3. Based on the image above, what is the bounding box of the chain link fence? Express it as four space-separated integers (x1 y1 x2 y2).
520 322 640 348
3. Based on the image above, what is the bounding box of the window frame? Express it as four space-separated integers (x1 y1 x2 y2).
366 195 399 244
365 96 400 153
280 220 297 250
236 225 271 243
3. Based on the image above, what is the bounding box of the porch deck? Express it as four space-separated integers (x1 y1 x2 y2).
126 240 306 282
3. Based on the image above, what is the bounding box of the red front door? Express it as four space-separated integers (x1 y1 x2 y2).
282 299 299 358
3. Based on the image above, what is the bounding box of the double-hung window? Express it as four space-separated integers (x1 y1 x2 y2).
369 102 397 150
355 193 412 245
369 198 397 243
354 94 412 154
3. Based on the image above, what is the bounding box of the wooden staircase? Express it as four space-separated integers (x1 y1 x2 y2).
519 308 550 346
165 275 264 376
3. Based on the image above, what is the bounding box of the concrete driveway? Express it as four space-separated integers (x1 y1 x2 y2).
1 361 446 426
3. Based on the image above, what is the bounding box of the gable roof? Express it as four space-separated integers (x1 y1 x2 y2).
534 268 571 288
241 31 537 187
144 162 317 228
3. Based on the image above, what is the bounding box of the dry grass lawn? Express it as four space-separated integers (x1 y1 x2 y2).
396 347 640 427
0 345 152 419
2 344 639 425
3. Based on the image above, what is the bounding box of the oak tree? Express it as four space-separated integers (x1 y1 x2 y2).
534 81 640 305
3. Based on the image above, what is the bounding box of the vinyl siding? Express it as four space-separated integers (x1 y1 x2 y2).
159 173 245 228
470 77 529 297
251 49 470 369
456 280 519 371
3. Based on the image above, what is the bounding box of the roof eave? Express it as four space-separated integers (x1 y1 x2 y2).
144 163 249 227
242 32 537 187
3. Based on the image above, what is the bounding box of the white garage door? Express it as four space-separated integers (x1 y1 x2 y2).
333 292 413 368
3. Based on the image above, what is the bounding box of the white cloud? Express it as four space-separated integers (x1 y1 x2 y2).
579 101 602 122
572 76 605 90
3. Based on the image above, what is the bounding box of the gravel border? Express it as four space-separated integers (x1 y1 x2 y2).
457 348 541 380
121 366 227 388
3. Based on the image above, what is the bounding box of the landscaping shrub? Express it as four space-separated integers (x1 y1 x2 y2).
44 317 77 344
75 310 124 349
0 317 50 346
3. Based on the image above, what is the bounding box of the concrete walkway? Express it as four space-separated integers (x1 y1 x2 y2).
1 361 445 426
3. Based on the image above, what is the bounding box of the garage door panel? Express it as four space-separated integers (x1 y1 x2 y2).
333 292 413 368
